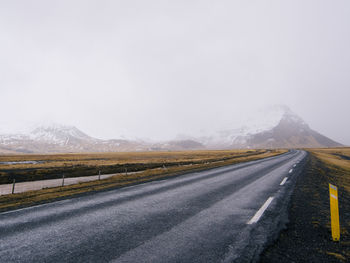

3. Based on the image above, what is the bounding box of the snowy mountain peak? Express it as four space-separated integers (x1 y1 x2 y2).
230 105 303 136
198 105 333 148
29 124 92 145
31 124 89 138
0 106 343 153
221 105 341 149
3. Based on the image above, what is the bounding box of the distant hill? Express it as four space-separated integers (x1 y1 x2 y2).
0 106 343 153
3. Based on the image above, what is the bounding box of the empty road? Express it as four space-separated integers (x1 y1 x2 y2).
0 150 307 262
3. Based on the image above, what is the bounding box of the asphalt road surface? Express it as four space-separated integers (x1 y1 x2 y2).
0 150 307 263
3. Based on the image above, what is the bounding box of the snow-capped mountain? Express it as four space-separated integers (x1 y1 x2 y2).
0 124 144 153
201 105 342 149
0 106 343 153
29 124 94 145
0 124 205 153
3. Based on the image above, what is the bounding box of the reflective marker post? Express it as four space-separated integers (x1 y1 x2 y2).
329 183 340 241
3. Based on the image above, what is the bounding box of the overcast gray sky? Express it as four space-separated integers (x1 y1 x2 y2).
1 1 350 144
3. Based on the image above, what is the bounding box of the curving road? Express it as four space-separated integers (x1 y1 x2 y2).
0 150 307 263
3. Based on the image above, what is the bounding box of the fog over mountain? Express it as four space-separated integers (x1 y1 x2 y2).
1 1 350 145
0 106 342 153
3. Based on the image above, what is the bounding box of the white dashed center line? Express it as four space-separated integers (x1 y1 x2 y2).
280 177 288 186
289 169 293 173
247 197 274 224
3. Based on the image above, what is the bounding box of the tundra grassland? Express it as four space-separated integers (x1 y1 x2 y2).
0 149 286 212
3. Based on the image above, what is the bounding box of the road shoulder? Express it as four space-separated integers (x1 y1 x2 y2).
259 152 350 262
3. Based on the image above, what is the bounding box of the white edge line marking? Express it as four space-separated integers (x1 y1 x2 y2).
247 197 274 224
0 199 70 215
289 169 293 173
280 177 288 186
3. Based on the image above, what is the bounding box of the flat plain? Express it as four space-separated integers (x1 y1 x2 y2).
0 149 286 211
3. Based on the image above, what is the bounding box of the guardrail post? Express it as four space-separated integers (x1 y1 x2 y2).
12 179 15 194
62 174 65 187
329 183 340 241
98 170 101 181
125 168 128 176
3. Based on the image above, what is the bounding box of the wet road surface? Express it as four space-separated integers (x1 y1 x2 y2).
0 150 307 262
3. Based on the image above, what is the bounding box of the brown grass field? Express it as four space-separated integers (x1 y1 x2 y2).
307 147 350 261
308 147 350 193
0 149 286 211
0 149 274 184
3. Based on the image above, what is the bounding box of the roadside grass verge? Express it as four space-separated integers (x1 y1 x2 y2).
309 148 350 194
260 147 350 262
307 148 350 261
0 149 286 212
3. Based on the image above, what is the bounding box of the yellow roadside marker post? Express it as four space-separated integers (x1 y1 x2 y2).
329 184 340 241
